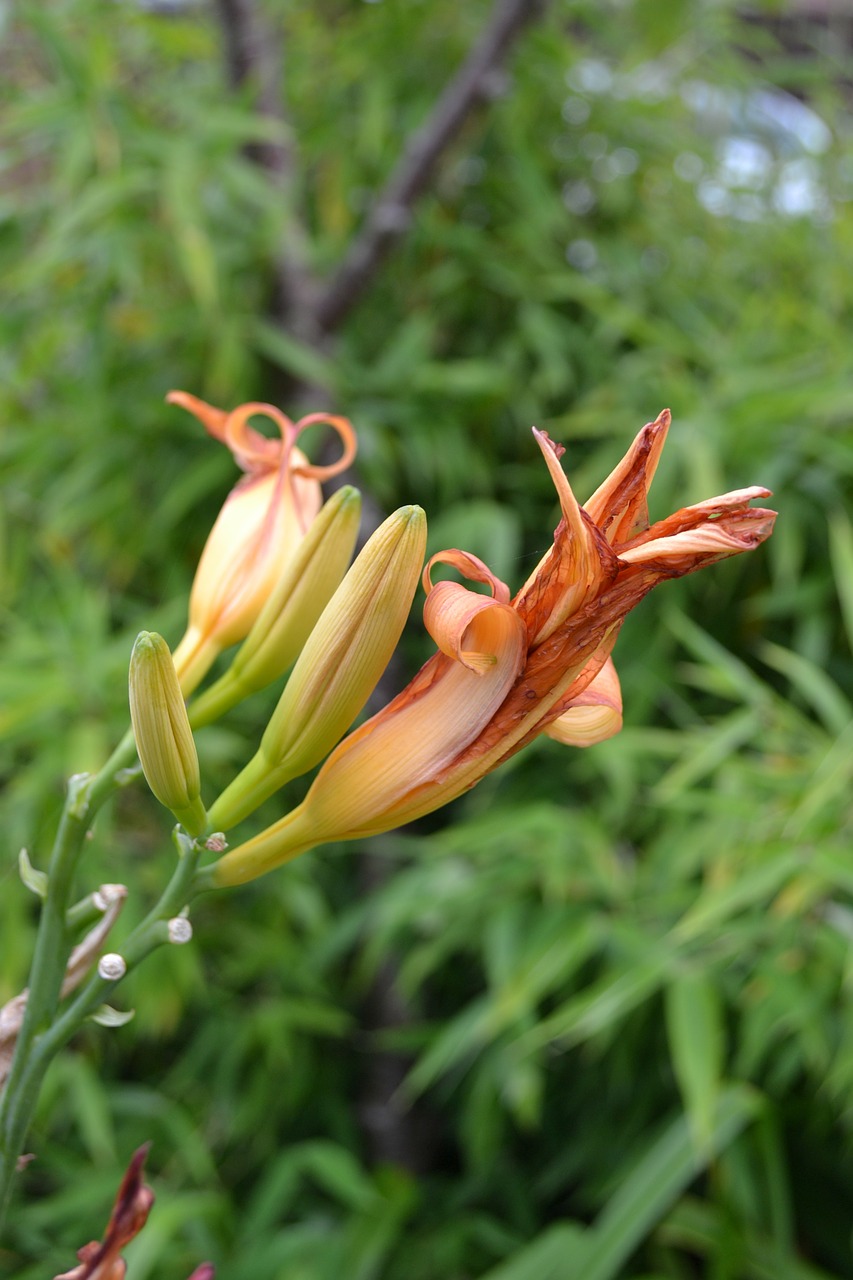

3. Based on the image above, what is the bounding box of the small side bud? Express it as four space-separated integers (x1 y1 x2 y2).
98 954 127 981
129 632 207 837
168 917 193 945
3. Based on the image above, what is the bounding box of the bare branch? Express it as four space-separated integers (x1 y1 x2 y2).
213 0 321 341
214 0 290 178
314 0 551 334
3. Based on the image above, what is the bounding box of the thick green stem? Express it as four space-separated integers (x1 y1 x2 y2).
0 774 92 1227
0 730 139 1235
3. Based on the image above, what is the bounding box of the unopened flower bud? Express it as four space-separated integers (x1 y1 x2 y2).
168 395 357 694
208 505 427 830
189 486 362 727
168 917 193 945
129 632 207 836
98 953 127 981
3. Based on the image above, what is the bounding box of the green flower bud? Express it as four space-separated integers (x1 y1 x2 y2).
129 632 207 836
189 487 361 727
208 505 427 831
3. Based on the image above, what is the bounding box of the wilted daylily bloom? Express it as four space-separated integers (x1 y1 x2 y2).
168 392 357 694
54 1144 214 1280
209 410 776 887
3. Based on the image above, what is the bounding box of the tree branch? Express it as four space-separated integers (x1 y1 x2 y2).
314 0 551 333
213 0 321 341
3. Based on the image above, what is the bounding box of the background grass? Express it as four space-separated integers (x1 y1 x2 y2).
2 0 853 1275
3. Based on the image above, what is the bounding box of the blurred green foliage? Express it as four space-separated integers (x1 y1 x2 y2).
2 0 853 1276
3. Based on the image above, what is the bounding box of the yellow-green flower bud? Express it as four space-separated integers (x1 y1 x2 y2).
129 632 207 836
188 487 362 728
208 505 427 831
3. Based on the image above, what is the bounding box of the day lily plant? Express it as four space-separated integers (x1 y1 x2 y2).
0 392 775 1256
207 409 775 885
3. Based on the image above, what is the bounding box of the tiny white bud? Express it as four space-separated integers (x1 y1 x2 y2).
98 953 127 981
205 832 228 853
93 884 127 912
168 917 193 945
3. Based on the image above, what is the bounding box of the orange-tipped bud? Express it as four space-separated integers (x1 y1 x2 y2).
167 394 356 694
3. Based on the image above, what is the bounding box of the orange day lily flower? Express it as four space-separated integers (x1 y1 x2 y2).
167 392 356 694
209 410 776 887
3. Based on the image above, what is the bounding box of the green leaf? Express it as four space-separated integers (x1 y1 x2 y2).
673 852 801 943
18 847 47 898
665 972 725 1150
90 1005 136 1028
482 1088 761 1280
758 640 852 736
252 319 338 391
829 510 853 657
480 1223 588 1280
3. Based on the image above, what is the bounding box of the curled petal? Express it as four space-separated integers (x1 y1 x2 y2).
618 490 776 565
166 390 229 445
223 401 297 472
291 412 358 481
584 409 671 544
423 549 511 602
304 598 525 830
167 392 278 473
425 581 517 672
543 656 622 747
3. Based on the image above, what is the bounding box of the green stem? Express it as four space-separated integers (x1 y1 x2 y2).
0 827 203 1237
0 729 139 1236
40 831 203 1063
66 892 112 936
188 669 245 729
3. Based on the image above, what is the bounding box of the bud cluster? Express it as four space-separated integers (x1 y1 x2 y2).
128 393 775 886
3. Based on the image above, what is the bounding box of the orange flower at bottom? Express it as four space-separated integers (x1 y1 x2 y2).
211 410 775 887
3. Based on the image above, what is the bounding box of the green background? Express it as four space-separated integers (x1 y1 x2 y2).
2 0 853 1275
